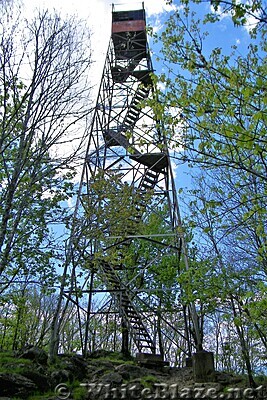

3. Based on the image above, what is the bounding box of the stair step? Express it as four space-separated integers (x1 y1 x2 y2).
127 114 138 122
128 313 141 318
101 259 156 353
131 97 142 104
125 118 135 124
129 319 142 324
134 329 150 334
127 310 139 316
134 328 151 334
141 183 154 189
124 121 135 127
127 310 139 315
135 334 151 339
140 186 153 192
142 178 155 184
130 105 140 113
146 170 158 177
126 112 137 119
121 85 151 131
128 108 139 115
137 92 149 98
136 90 149 98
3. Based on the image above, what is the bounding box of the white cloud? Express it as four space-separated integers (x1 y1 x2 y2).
243 10 260 33
210 0 260 34
157 81 166 92
22 0 176 90
144 0 178 17
210 3 231 21
20 0 177 178
22 0 111 83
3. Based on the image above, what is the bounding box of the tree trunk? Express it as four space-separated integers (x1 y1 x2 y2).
230 295 256 387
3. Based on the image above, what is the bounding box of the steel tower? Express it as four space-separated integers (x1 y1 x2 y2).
67 3 201 362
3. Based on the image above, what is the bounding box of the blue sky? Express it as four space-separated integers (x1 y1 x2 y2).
21 0 257 109
22 0 256 119
21 0 256 194
17 0 261 285
145 0 257 191
23 0 178 90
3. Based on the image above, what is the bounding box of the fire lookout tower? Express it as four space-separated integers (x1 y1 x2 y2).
66 2 201 364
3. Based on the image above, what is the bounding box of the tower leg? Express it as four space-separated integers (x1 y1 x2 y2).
121 318 130 357
193 350 215 382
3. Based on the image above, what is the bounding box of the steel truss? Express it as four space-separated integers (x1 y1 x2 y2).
65 3 201 361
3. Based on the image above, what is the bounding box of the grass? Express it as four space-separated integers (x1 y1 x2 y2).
0 351 33 373
28 394 54 400
87 351 135 365
140 374 159 388
27 380 88 400
255 375 267 385
92 356 135 365
0 349 145 400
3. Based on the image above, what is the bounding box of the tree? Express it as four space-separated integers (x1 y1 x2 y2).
153 0 267 182
0 287 58 350
0 3 92 283
149 0 267 377
185 167 267 378
0 1 93 357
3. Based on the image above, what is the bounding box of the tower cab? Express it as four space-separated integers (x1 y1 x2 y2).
111 3 152 82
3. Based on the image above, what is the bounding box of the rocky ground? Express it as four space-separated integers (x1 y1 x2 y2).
0 346 266 399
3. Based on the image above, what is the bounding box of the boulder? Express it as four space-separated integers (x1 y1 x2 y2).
57 354 88 380
100 372 123 384
19 346 48 365
192 351 215 382
88 349 115 359
89 361 115 381
51 369 72 385
21 370 50 392
0 373 37 399
115 364 146 380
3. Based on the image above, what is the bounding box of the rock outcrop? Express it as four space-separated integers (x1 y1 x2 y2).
0 348 266 399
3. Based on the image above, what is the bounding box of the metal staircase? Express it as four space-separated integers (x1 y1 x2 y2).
98 164 163 353
66 3 199 361
84 4 168 356
101 261 156 353
103 83 150 152
123 84 150 131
